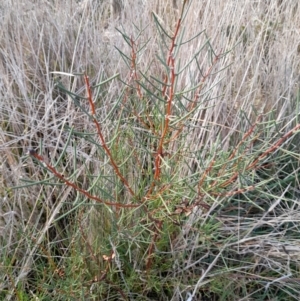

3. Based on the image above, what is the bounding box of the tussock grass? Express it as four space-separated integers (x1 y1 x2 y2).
1 0 300 300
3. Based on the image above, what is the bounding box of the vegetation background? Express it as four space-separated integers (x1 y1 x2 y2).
0 0 300 300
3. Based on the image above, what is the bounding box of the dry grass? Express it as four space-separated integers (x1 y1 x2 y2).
1 0 300 300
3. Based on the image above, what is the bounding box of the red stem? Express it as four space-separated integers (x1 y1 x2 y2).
84 74 135 197
28 150 138 208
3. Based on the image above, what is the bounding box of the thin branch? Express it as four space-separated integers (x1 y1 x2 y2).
28 150 138 208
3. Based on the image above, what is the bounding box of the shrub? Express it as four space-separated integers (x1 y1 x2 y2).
2 1 300 300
